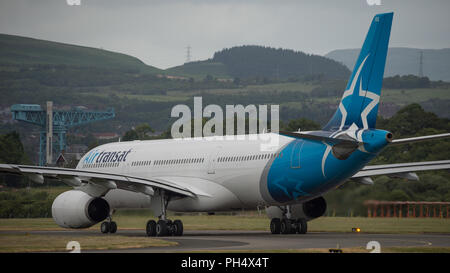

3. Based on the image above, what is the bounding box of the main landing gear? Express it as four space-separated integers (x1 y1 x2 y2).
146 190 184 237
269 206 307 235
100 212 117 234
146 219 183 237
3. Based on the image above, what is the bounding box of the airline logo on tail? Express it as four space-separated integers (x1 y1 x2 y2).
323 12 393 132
336 54 380 131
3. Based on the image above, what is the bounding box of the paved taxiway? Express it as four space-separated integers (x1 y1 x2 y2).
2 229 449 252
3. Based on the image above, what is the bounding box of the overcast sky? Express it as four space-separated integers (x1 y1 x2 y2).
0 0 449 69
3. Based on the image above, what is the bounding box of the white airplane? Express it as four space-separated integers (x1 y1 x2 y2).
1 12 449 236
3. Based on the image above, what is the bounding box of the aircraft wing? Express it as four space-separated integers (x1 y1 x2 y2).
352 160 450 184
0 164 196 198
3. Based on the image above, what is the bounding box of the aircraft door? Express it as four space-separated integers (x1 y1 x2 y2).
207 146 221 174
290 140 304 169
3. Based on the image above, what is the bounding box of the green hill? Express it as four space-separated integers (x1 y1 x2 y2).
0 34 161 73
167 45 351 81
166 61 230 80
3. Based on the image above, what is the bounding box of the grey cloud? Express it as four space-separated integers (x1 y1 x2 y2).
0 0 448 69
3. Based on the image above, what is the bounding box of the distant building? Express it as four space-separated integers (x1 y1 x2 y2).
56 153 67 167
217 78 233 82
156 74 189 80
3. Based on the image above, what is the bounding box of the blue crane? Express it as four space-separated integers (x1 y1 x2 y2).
10 102 115 166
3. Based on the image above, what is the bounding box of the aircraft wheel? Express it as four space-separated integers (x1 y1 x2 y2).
101 221 110 234
270 218 281 234
280 219 292 234
146 220 157 237
109 221 117 234
173 219 183 236
296 218 307 234
156 220 169 237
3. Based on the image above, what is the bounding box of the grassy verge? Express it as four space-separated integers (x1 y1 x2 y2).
308 217 450 234
1 215 449 234
110 214 450 234
0 234 176 253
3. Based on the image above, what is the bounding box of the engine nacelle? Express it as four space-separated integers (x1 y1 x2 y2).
52 190 110 229
266 196 327 221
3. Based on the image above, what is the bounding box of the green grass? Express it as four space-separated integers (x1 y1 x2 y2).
68 79 450 108
0 234 176 253
309 87 450 105
0 34 161 73
82 91 190 103
381 87 450 104
95 83 449 111
199 81 317 96
81 81 318 103
308 217 450 234
1 215 449 234
110 215 450 234
112 213 270 231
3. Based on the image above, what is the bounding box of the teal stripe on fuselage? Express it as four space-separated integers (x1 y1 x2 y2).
266 138 376 204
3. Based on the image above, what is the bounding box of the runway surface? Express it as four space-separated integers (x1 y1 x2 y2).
3 229 450 252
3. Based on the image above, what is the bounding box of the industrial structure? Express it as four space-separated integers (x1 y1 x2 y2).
11 102 115 166
186 45 191 63
419 50 424 77
364 200 450 218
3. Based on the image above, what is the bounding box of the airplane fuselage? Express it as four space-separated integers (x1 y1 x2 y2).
77 130 391 212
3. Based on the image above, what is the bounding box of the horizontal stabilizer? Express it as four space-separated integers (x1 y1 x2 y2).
391 133 450 145
279 131 360 147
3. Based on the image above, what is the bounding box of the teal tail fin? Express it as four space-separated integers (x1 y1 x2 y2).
323 12 393 131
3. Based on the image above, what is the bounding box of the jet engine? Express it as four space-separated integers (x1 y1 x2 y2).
300 196 327 219
52 190 110 228
266 196 327 221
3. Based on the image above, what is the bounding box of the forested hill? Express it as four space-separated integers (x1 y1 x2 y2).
168 45 351 81
0 34 161 73
214 46 350 80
